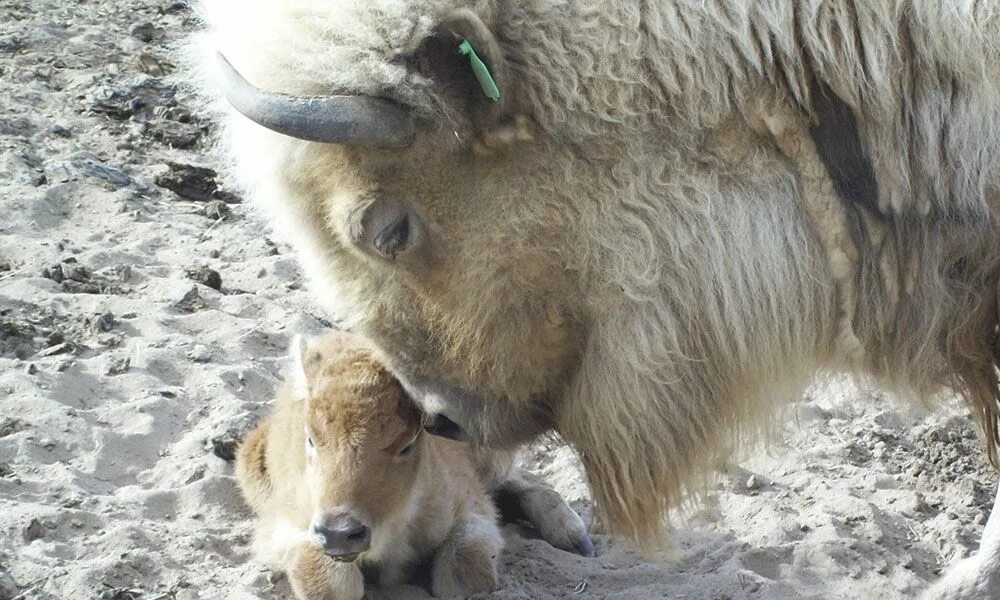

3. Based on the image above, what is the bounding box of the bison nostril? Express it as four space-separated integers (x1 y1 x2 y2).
313 517 371 558
423 413 466 441
346 525 368 542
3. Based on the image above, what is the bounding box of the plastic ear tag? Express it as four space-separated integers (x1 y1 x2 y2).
458 39 500 102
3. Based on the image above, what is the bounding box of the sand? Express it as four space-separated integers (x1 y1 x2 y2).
0 1 996 598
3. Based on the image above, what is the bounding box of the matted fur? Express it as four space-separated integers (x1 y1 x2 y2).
190 0 1000 547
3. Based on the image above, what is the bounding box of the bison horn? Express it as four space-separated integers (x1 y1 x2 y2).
215 52 415 148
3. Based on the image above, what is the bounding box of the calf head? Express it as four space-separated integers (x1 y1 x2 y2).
292 330 425 561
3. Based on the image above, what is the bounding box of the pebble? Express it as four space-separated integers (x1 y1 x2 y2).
94 312 116 332
974 513 987 526
173 287 208 313
187 344 211 363
746 475 759 491
39 437 56 449
155 162 220 201
187 266 222 291
38 342 72 357
210 432 241 462
201 199 232 220
0 463 12 477
105 355 131 376
50 123 71 137
129 21 158 43
23 518 45 542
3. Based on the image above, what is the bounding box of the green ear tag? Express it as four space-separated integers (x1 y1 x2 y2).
458 39 501 102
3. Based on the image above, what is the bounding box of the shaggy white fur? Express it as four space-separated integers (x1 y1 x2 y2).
189 1 1000 595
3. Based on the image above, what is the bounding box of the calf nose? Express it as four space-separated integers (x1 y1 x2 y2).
423 413 466 441
312 515 371 560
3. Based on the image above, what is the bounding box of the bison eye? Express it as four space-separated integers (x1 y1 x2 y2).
353 197 423 260
374 212 410 257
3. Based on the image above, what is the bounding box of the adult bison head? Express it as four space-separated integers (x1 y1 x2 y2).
201 2 601 451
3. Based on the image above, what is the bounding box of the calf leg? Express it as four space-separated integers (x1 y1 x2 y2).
474 448 595 556
288 543 364 600
431 512 503 597
920 480 1000 599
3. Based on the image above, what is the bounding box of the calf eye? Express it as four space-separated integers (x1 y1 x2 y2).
397 433 420 458
353 197 423 260
305 430 316 457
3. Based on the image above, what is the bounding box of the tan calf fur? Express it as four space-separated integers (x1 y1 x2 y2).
236 330 502 599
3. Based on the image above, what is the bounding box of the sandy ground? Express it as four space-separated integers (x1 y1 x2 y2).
1 1 997 599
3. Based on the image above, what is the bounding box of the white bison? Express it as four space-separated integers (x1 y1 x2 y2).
191 1 1000 596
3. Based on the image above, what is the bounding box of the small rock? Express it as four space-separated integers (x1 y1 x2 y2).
173 590 198 600
146 119 201 148
69 154 132 188
208 249 221 259
187 344 211 363
98 333 124 348
200 199 231 220
746 475 759 490
46 330 64 346
210 432 241 462
50 123 71 137
41 264 64 283
39 437 55 449
186 266 222 291
105 356 131 376
155 162 219 201
23 518 45 542
173 287 208 313
38 342 72 357
94 312 116 332
129 21 159 43
974 513 987 526
0 463 13 477
25 363 37 375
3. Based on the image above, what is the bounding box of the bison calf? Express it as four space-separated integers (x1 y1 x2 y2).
236 330 503 599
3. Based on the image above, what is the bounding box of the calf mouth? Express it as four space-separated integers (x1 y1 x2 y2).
328 551 361 563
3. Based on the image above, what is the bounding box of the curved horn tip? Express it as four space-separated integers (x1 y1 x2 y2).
214 51 415 148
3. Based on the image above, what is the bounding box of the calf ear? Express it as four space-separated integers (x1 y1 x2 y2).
289 334 311 401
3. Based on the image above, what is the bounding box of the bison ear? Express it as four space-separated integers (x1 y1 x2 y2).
407 9 517 136
289 334 311 401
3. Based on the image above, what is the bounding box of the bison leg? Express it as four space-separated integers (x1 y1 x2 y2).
431 511 503 597
288 543 364 600
494 469 595 557
920 480 1000 599
472 448 594 556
